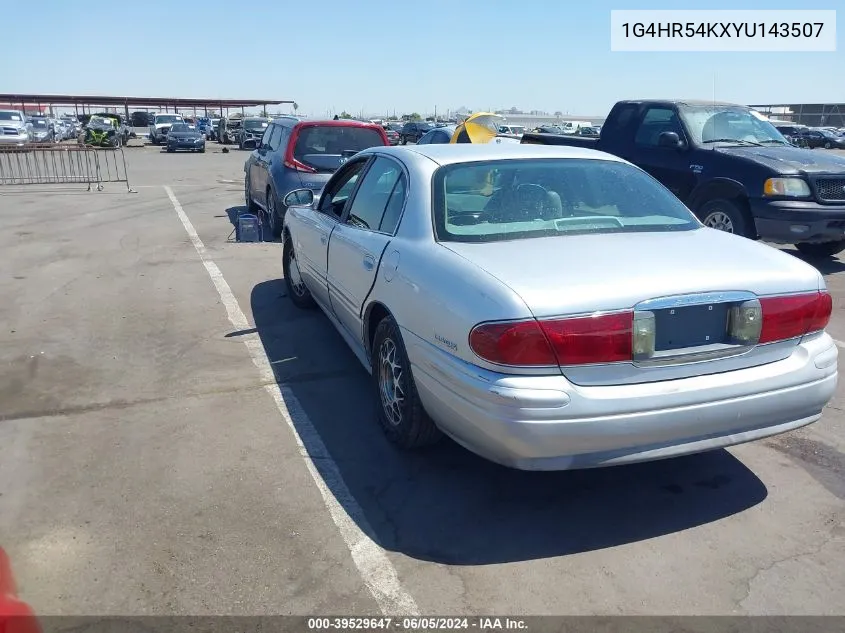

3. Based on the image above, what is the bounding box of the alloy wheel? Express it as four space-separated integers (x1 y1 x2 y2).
287 245 307 297
267 193 277 233
378 338 405 426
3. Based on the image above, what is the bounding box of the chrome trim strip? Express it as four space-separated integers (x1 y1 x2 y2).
635 291 756 311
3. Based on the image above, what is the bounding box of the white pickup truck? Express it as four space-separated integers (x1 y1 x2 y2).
148 114 184 145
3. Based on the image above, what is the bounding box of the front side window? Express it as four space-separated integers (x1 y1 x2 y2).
432 158 699 243
318 159 369 218
345 157 403 231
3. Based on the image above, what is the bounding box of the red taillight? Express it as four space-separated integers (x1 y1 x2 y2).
283 158 316 173
469 312 633 367
468 320 557 366
283 124 317 173
540 312 633 365
759 291 832 343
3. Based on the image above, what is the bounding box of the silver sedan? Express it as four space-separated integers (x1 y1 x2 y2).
280 143 838 470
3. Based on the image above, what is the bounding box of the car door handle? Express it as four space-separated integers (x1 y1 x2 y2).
362 255 375 271
320 234 328 244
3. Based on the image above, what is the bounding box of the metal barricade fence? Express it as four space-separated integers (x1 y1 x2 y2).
0 143 135 192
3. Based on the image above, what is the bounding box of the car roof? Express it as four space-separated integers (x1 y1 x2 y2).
621 98 746 107
274 118 385 130
368 143 625 166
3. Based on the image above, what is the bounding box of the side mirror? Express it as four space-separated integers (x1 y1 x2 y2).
284 188 314 208
658 131 686 149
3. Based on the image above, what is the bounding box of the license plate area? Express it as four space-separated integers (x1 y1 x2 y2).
653 303 731 350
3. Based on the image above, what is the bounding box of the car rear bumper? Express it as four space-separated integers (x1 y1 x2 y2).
405 329 838 471
168 141 205 149
750 198 845 243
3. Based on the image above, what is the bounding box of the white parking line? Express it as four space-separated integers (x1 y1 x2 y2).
164 186 420 616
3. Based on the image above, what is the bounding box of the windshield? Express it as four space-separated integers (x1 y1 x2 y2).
170 124 193 133
89 116 113 126
244 120 269 130
0 111 23 121
156 115 182 124
433 158 699 243
293 125 385 172
679 105 788 145
31 119 48 127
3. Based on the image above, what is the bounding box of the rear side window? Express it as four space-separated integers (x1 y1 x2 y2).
293 125 385 172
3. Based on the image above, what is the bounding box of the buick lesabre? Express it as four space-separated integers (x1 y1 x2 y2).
279 143 838 470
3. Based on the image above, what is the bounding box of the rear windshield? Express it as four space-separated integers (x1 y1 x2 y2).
432 158 699 243
293 126 385 171
156 115 182 124
0 111 23 121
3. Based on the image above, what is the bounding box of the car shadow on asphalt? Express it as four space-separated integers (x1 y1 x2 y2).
250 279 768 565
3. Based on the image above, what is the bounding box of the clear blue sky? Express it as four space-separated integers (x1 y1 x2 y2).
2 0 841 117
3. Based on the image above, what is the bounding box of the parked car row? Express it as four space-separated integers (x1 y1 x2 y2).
0 109 135 147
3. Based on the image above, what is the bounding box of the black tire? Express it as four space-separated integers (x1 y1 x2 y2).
283 235 316 309
825 141 832 149
400 136 407 145
244 173 259 212
371 315 442 449
266 188 282 238
795 240 845 259
166 147 174 153
199 147 205 153
696 198 753 238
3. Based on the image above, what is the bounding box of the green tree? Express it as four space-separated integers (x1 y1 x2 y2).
409 112 422 120
339 111 353 119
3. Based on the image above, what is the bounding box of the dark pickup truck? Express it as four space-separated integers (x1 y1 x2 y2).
522 99 845 258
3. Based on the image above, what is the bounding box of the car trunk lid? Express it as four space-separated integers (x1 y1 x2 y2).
443 228 824 385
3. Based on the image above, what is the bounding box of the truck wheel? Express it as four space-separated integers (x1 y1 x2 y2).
697 198 752 238
795 241 845 259
371 315 442 449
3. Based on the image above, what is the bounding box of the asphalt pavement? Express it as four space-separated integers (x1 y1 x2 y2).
1 140 843 617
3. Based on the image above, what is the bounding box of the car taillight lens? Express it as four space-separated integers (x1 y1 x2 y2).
759 291 831 343
540 312 633 365
469 312 633 367
468 320 557 366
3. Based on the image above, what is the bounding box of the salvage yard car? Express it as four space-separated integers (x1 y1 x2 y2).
165 123 206 153
279 143 837 470
0 110 31 146
81 114 126 147
522 99 845 258
149 113 184 145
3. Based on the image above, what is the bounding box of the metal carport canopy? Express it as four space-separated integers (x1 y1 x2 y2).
0 93 294 108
